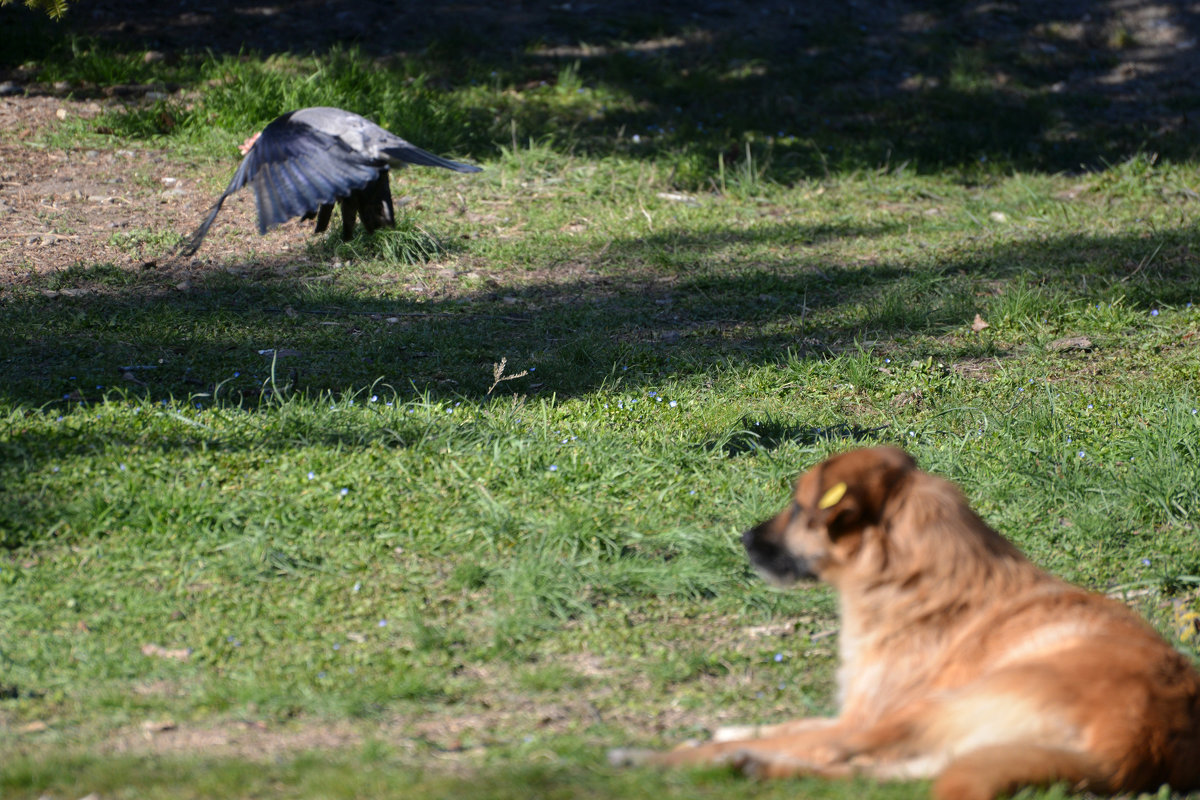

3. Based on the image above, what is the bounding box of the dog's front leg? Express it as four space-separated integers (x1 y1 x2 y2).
713 716 839 742
633 722 854 771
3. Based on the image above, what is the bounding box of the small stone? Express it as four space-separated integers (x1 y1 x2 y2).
1047 336 1094 352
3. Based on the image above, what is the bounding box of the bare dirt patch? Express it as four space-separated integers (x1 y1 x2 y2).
0 95 321 285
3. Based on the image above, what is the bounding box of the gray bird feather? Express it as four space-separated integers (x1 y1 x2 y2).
180 107 482 256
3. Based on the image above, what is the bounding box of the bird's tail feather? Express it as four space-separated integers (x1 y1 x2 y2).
381 145 482 173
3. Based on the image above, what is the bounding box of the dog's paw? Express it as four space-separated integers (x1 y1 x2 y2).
726 748 769 778
711 724 759 743
607 747 658 767
727 748 807 780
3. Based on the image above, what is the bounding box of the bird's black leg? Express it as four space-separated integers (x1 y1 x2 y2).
358 172 394 233
339 193 360 240
313 204 334 233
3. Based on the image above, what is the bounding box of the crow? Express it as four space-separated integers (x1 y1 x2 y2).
180 107 482 256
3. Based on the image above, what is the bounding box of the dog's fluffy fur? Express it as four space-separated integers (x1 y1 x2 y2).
630 447 1200 800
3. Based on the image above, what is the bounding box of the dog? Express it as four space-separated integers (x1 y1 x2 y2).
615 447 1200 800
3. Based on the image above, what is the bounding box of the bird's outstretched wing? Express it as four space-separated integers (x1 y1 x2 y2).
180 115 382 256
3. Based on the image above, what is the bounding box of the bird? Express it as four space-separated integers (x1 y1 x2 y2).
180 107 482 256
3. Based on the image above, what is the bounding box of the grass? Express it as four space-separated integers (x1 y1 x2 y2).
2 5 1200 798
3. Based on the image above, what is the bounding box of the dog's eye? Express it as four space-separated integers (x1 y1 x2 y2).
790 500 804 517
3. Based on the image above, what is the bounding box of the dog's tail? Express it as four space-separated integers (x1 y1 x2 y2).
933 745 1111 800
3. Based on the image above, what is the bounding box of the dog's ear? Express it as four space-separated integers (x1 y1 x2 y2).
816 447 915 535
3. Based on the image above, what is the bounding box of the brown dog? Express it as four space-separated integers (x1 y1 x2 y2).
623 447 1200 800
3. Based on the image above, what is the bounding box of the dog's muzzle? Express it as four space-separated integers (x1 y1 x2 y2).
741 523 817 585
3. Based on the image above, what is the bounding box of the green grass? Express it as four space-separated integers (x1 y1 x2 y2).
3 8 1200 799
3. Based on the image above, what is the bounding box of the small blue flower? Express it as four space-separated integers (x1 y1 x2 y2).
669 400 678 407
333 643 340 651
318 671 327 679
52 466 60 473
548 465 558 472
1078 451 1086 458
119 463 127 471
339 488 349 496
773 653 784 662
308 471 316 480
370 395 378 403
1141 558 1151 566
378 619 387 627
1150 309 1159 317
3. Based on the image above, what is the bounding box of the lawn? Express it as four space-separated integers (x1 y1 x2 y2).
1 2 1199 798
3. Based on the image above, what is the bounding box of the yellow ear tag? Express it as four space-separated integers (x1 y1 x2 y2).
818 482 847 509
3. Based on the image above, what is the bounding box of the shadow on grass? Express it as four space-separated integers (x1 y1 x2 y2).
2 221 1196 412
712 418 892 458
3 1 1200 178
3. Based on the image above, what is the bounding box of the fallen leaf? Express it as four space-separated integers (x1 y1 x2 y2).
971 314 990 332
142 718 178 733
